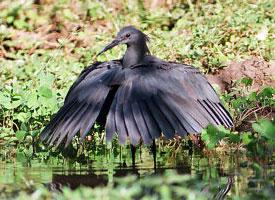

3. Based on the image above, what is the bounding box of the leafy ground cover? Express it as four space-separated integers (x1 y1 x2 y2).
0 0 275 199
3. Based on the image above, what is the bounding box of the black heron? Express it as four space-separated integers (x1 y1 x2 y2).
40 26 233 166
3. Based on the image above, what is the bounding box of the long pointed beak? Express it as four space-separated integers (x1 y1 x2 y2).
97 39 120 56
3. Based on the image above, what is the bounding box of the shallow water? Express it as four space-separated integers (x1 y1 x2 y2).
0 147 274 199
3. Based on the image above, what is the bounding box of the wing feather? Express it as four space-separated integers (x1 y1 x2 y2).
138 101 161 140
157 94 198 135
131 102 152 144
198 100 222 125
145 98 175 139
105 93 118 141
152 95 190 136
40 61 122 146
41 100 77 141
203 100 227 126
47 101 81 144
114 85 129 144
122 97 141 145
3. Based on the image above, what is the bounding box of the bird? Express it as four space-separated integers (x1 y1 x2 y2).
40 26 233 166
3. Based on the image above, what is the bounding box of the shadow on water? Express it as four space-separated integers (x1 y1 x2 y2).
49 166 192 190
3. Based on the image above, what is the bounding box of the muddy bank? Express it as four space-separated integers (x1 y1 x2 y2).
207 57 275 92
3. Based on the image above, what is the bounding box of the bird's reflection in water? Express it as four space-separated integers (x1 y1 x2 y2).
48 168 138 190
47 166 233 200
52 173 107 189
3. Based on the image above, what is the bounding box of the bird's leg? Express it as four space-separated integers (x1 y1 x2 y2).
119 146 122 164
150 139 157 171
130 144 136 168
139 140 142 162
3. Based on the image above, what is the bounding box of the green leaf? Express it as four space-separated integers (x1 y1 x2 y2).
26 93 39 109
201 125 220 149
15 112 31 122
241 132 253 145
258 87 275 98
0 91 11 109
38 72 55 87
38 86 52 98
6 16 14 24
252 119 275 140
16 150 26 162
248 92 257 101
10 99 22 109
252 123 262 134
228 133 240 143
217 125 231 135
252 163 262 178
201 124 233 149
30 130 40 138
241 77 253 86
14 19 29 29
16 130 27 141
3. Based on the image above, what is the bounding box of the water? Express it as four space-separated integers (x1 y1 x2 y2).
0 147 274 199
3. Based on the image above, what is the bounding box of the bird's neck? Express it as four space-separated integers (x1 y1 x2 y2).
123 43 150 68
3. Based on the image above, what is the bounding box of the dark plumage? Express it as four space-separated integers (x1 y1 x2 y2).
40 26 233 149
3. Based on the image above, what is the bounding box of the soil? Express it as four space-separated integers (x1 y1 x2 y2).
206 57 275 93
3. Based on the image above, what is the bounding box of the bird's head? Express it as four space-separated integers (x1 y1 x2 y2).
97 26 149 56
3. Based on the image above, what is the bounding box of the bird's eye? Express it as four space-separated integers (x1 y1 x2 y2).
125 33 130 38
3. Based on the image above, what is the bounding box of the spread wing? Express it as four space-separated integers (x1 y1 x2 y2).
105 60 233 145
41 58 233 147
40 60 123 147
